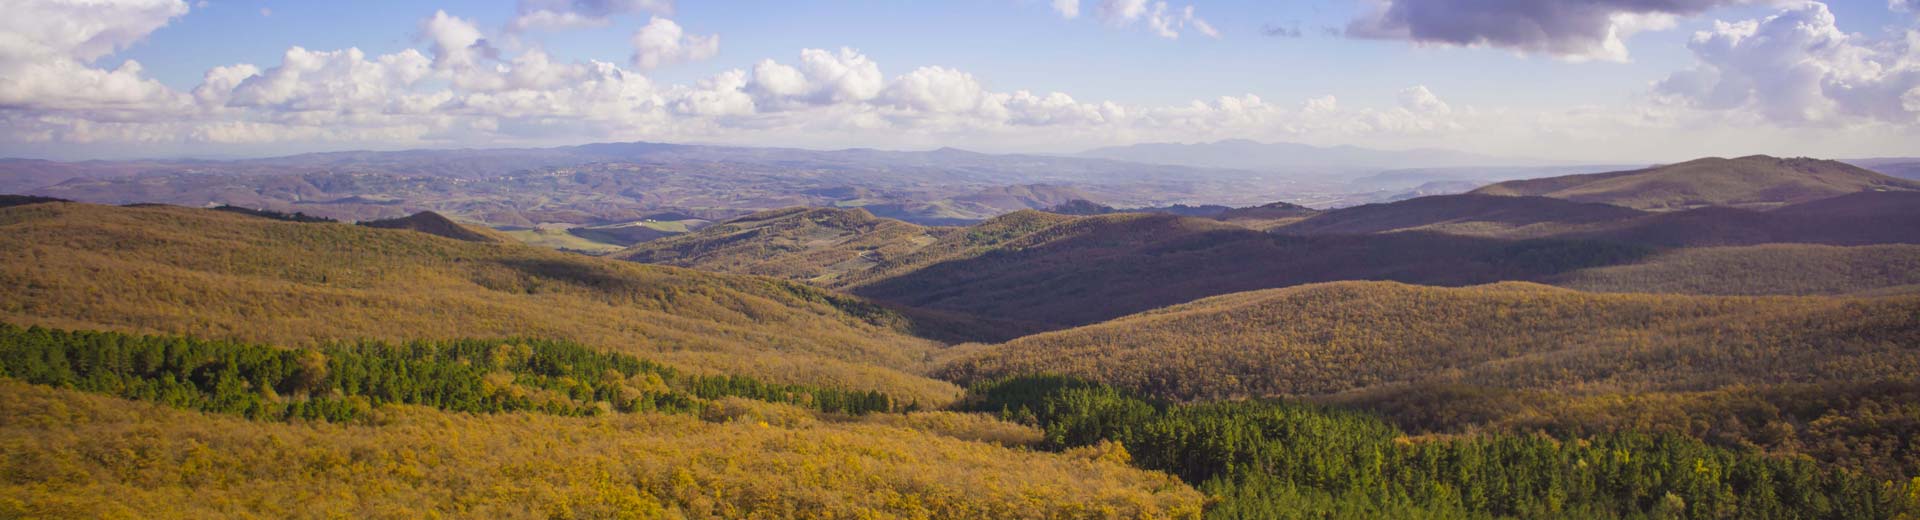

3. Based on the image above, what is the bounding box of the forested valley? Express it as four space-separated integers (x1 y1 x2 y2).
4 169 1920 519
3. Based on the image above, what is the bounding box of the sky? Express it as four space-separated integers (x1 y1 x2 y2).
2 0 1918 162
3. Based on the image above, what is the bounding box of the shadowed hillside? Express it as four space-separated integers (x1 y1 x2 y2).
1472 155 1920 210
849 213 1651 328
0 202 963 404
1275 194 1643 237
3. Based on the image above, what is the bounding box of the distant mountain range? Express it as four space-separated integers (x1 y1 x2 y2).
1078 139 1556 172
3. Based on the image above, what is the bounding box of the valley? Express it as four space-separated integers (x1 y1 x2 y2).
4 148 1920 519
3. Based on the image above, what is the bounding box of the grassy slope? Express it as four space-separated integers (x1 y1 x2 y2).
940 281 1920 401
499 226 629 254
0 202 960 405
0 380 1201 519
1472 155 1920 210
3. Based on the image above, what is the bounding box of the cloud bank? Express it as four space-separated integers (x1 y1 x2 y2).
1347 0 1747 61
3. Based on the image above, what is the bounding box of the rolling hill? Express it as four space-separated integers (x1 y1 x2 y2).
613 207 954 286
846 212 1654 329
0 201 964 405
1471 155 1920 210
618 190 1920 331
939 280 1920 401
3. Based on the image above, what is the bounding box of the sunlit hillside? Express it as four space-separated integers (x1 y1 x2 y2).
0 201 961 404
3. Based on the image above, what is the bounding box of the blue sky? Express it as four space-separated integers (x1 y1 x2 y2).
4 0 1919 160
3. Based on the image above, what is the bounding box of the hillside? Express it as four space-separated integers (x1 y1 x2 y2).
1566 204 1920 247
939 281 1920 400
613 191 1920 331
1551 244 1920 296
358 211 510 243
614 207 954 285
1471 155 1920 210
0 379 1201 518
0 202 963 404
1274 194 1643 237
846 212 1652 328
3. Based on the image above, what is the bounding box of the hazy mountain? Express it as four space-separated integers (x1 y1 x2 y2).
1078 139 1545 172
1845 157 1920 180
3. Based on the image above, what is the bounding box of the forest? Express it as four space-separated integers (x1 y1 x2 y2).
965 375 1920 520
0 324 902 421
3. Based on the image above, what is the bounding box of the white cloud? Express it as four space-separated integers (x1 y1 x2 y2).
422 10 490 71
12 2 1916 159
1061 0 1214 39
224 47 436 114
1397 85 1451 115
630 16 719 70
1654 2 1920 125
508 0 675 32
1052 0 1080 19
747 48 886 108
0 0 189 110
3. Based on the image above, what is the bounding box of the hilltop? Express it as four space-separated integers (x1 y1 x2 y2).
1471 155 1920 210
359 211 511 243
0 202 963 404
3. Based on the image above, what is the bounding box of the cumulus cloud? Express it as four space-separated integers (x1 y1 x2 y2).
747 48 886 108
0 4 1532 155
0 0 189 110
1654 2 1920 125
508 0 674 32
630 16 719 69
1347 0 1744 62
1056 0 1216 39
1895 0 1918 13
1053 0 1080 19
